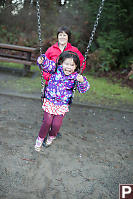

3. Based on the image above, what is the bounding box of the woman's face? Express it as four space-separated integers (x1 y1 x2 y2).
58 31 68 46
62 58 77 76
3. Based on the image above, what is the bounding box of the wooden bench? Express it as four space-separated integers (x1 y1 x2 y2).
0 43 37 74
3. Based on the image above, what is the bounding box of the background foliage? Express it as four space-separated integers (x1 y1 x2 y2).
0 0 133 74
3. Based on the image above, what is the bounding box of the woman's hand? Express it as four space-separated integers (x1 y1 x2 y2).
37 56 44 64
77 74 84 83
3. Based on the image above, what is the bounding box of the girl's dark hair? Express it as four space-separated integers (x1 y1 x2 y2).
57 26 71 42
57 51 80 72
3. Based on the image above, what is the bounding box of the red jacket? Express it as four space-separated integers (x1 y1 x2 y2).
43 42 86 83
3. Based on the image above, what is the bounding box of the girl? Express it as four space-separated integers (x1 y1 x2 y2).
35 51 90 152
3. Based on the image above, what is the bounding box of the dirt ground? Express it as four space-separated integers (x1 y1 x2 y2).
0 72 133 199
0 95 133 199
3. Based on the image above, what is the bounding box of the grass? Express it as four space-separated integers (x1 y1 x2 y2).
76 74 133 106
0 62 41 93
0 62 39 71
0 62 133 107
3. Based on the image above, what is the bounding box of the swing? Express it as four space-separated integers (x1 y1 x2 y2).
36 0 105 103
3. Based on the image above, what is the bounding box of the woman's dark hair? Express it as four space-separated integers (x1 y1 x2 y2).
57 26 71 42
57 51 80 72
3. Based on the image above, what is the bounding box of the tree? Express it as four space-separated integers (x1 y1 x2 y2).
96 0 133 71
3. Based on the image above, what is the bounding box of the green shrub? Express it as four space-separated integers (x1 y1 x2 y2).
97 30 126 71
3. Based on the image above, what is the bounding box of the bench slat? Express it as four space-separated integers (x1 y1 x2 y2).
0 43 36 52
0 53 36 62
0 57 32 65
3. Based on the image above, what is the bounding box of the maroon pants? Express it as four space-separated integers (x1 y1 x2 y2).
38 111 65 139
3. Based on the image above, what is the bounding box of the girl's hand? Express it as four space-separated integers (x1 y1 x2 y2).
77 74 84 83
37 56 44 64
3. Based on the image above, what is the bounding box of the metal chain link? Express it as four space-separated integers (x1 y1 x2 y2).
61 0 65 5
36 0 42 54
80 0 105 74
30 0 33 6
36 0 44 100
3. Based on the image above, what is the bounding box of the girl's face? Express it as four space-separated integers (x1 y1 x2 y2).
62 58 77 75
58 31 68 46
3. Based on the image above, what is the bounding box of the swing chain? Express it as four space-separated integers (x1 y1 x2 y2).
36 0 44 99
36 0 42 55
81 0 105 73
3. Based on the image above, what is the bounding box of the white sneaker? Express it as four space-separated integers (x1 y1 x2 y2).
45 136 56 146
35 138 43 152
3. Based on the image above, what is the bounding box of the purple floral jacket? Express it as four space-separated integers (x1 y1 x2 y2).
37 54 90 105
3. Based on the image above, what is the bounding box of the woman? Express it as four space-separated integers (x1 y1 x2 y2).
43 26 86 85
